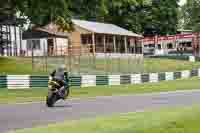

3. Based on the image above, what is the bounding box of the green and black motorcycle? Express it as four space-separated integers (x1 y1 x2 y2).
46 80 70 107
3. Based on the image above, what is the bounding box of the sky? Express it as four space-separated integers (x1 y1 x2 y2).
179 0 187 6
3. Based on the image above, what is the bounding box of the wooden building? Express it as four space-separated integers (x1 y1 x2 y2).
70 19 143 55
22 24 68 56
22 19 143 56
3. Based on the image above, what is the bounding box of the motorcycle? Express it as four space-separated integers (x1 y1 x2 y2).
46 80 70 107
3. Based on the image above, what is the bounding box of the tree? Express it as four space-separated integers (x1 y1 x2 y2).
70 0 103 21
102 0 139 31
15 0 73 31
0 0 14 15
181 0 200 32
1 0 181 35
190 0 200 32
70 0 179 35
148 0 179 35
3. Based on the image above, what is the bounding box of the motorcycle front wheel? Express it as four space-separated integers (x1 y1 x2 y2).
46 91 57 107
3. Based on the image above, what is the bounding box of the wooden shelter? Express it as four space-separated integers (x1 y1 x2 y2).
22 20 143 56
69 19 143 55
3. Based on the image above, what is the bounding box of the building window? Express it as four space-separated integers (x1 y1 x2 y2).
149 44 155 48
109 37 113 43
157 44 161 49
167 43 173 49
81 35 87 45
97 36 102 43
187 43 192 47
81 35 92 45
27 40 41 50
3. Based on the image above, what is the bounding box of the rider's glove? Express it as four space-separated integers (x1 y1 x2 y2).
49 76 53 80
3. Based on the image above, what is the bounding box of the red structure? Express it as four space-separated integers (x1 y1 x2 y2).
142 34 194 45
192 33 200 57
142 33 196 55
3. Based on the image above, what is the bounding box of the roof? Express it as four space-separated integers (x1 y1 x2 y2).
22 29 68 40
36 23 69 37
177 29 193 32
0 15 25 25
72 19 143 38
22 23 69 39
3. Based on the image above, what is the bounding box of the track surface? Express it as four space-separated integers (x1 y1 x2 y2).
1 90 200 133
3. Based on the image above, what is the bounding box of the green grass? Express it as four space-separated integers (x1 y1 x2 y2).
9 105 200 133
1 77 200 104
143 58 200 73
0 57 46 75
1 56 200 75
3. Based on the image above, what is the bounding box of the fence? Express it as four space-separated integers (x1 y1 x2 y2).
0 69 199 89
23 44 144 75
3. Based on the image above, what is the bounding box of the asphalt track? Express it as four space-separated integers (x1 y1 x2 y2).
1 90 200 133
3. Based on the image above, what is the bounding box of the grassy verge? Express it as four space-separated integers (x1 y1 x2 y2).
1 57 200 75
0 57 45 75
9 105 200 133
1 77 200 104
143 58 200 73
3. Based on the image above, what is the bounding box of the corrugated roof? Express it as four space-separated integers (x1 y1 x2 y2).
35 23 69 37
23 23 68 39
72 19 143 38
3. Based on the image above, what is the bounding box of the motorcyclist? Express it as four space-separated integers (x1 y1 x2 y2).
50 65 69 99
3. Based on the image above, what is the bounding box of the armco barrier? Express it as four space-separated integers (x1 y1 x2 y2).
30 76 49 88
7 75 30 89
0 69 200 89
0 76 7 88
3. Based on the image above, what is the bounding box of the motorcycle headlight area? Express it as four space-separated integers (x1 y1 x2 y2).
48 85 53 88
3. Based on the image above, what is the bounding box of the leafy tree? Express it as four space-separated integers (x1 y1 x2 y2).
70 0 102 21
181 0 200 32
0 0 72 31
1 0 180 34
16 0 73 31
0 0 17 18
149 0 179 35
71 0 179 35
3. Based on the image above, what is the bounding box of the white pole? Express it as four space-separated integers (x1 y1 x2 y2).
124 36 128 53
113 36 116 53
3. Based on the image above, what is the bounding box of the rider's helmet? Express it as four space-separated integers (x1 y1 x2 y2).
57 64 65 72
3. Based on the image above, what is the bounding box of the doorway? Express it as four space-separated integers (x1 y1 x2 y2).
47 39 54 56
